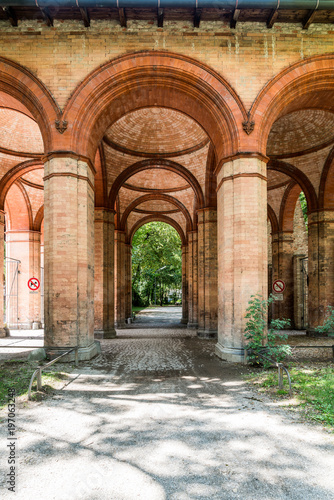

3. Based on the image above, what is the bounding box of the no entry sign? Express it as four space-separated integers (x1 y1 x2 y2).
28 277 40 291
272 279 285 294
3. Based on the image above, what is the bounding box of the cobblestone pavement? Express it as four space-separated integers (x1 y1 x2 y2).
0 313 334 499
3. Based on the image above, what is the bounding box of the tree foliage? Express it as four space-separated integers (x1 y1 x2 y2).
299 191 308 228
132 222 182 307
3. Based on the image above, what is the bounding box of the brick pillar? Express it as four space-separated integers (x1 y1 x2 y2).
308 211 334 334
215 157 268 363
125 244 132 322
197 208 218 338
5 230 42 329
94 208 116 338
0 211 6 337
114 230 126 328
187 231 198 328
181 245 188 324
271 231 294 325
44 155 98 360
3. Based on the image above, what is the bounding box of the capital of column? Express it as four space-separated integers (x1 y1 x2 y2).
94 207 115 224
308 210 334 226
272 231 294 244
216 154 268 193
43 152 95 192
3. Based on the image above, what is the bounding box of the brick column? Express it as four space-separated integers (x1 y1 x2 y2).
197 208 218 338
271 231 294 325
181 245 188 324
125 244 132 322
187 231 198 328
215 157 268 363
0 211 6 337
5 230 42 329
114 230 126 328
44 155 98 360
308 211 334 334
94 208 116 338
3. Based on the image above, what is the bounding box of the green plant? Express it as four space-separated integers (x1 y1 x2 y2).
316 306 334 336
244 294 291 368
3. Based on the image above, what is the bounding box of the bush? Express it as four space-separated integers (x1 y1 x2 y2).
244 294 291 368
316 306 334 336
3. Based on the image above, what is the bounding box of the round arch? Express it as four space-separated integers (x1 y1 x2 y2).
267 160 318 213
129 215 186 246
0 56 59 152
109 159 205 210
63 51 246 161
120 193 192 233
251 54 334 155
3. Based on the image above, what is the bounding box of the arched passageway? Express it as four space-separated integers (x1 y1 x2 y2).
0 51 333 363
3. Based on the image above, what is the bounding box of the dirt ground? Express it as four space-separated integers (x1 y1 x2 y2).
0 308 334 499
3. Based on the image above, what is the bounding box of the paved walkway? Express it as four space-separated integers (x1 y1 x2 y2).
1 317 334 499
129 306 183 329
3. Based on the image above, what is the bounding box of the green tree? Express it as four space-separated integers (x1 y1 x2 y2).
132 222 182 307
299 192 308 229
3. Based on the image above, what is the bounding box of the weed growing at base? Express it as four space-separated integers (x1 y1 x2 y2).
244 294 291 368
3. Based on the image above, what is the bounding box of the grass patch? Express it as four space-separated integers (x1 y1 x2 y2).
246 364 334 429
0 359 70 408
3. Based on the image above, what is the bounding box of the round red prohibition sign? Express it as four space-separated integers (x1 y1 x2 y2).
273 279 286 294
28 277 40 291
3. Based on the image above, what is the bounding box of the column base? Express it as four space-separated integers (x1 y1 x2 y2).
306 328 333 337
181 318 188 324
0 327 9 338
95 329 116 339
46 341 101 362
187 322 198 329
115 321 127 329
197 329 217 339
215 343 245 363
32 321 42 330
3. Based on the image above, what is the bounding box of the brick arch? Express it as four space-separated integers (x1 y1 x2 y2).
252 55 334 155
109 159 205 210
267 204 279 234
128 215 186 246
268 160 318 213
0 56 60 152
319 146 334 210
63 51 246 162
121 193 192 233
279 181 302 232
0 160 44 210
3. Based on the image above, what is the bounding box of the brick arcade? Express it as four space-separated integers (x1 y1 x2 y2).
0 3 333 362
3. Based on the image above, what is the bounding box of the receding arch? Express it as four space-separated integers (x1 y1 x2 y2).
129 215 186 246
121 193 192 233
34 205 44 232
5 182 32 231
63 51 246 161
268 160 318 213
319 145 334 210
0 160 44 210
267 204 279 234
279 181 302 232
109 159 205 210
252 54 334 155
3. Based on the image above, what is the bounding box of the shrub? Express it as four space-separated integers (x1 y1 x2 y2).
244 294 291 368
316 306 334 336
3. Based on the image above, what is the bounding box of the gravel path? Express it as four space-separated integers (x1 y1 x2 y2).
0 311 334 499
